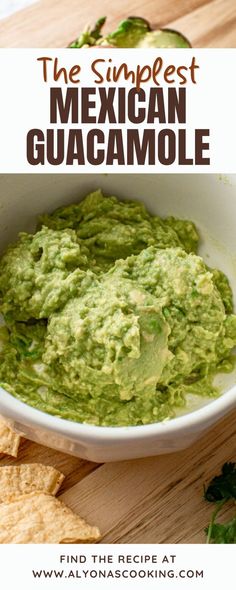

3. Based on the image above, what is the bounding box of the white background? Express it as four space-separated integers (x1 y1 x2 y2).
0 48 235 173
0 544 234 589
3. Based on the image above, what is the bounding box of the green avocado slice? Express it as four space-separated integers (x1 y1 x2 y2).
134 29 191 48
69 16 191 49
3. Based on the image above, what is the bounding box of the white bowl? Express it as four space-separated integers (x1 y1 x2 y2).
0 173 235 462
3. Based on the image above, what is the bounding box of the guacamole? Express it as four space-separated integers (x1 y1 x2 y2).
0 190 235 427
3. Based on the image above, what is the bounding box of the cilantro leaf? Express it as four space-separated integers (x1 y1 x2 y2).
204 462 236 502
204 463 236 543
69 17 106 48
206 517 236 543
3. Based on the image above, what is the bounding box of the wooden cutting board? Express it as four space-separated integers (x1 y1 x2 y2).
0 0 235 47
0 409 236 543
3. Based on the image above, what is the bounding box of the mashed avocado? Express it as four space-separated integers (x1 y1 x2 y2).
0 190 235 427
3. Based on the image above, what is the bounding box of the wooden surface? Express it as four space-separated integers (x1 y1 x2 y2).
0 0 235 47
1 409 236 543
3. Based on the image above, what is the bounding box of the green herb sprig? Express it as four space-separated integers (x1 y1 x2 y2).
204 462 236 543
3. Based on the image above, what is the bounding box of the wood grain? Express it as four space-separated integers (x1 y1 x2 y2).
0 0 235 47
60 410 236 543
169 0 236 47
1 410 235 542
0 438 99 495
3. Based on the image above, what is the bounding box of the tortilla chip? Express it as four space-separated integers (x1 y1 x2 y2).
0 492 101 543
0 417 21 457
0 464 65 502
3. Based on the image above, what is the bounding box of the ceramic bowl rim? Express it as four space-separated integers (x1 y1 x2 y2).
0 383 235 442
